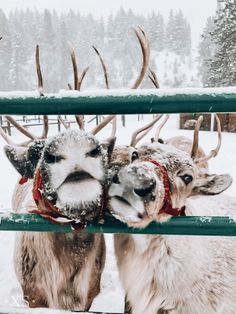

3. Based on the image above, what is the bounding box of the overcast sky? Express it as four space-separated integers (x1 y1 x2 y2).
0 0 217 46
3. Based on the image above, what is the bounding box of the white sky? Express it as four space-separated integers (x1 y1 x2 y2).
0 0 217 46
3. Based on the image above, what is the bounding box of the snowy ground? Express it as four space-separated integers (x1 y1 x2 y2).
0 114 236 313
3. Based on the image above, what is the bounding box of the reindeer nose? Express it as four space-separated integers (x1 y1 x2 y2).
134 181 156 198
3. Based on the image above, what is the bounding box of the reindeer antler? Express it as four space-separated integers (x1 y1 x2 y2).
192 114 222 164
131 64 168 145
130 115 163 147
191 115 204 160
152 115 170 142
148 68 160 89
92 46 109 89
68 48 90 130
35 45 48 139
36 45 43 97
131 27 150 89
93 45 117 137
91 115 116 135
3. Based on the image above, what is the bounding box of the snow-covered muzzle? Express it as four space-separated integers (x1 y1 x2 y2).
5 129 114 224
109 144 197 228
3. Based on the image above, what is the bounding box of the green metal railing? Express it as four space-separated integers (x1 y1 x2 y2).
0 88 236 115
1 88 236 236
0 213 236 236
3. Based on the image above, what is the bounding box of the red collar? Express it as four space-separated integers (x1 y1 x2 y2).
149 160 186 217
30 169 85 230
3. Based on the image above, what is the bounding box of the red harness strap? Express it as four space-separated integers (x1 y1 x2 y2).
20 169 107 230
30 169 85 231
149 160 186 217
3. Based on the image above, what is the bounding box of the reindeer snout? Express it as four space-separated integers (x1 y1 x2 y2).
134 181 156 198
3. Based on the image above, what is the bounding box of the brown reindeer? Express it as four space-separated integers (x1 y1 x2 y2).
0 27 150 310
108 121 235 314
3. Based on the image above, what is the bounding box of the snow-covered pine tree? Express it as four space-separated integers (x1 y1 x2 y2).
198 17 216 86
0 9 12 90
206 0 236 87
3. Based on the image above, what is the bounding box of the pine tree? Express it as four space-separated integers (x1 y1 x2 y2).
0 9 12 90
165 10 175 51
147 12 165 51
206 0 236 87
198 17 216 86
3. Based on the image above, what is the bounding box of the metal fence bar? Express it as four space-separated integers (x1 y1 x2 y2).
1 89 236 115
1 213 236 236
0 307 115 314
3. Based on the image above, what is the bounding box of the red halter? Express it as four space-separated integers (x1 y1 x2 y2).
149 160 186 217
30 169 85 230
19 169 107 230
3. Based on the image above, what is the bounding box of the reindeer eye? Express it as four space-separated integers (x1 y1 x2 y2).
180 174 193 185
87 146 101 158
131 151 139 162
44 151 64 164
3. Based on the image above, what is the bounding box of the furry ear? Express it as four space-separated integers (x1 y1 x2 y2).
192 173 233 195
101 137 116 163
4 141 45 179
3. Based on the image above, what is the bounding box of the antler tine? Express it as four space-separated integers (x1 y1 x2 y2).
131 27 150 89
92 45 117 137
70 48 78 90
5 116 37 140
36 45 49 139
111 116 117 138
69 48 88 129
148 68 160 89
130 115 163 147
91 115 116 135
194 114 222 164
35 45 44 97
153 114 170 142
75 115 84 130
92 46 109 89
191 115 204 160
77 66 89 91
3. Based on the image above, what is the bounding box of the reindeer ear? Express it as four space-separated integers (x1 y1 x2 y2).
101 137 116 163
4 141 45 179
192 173 233 195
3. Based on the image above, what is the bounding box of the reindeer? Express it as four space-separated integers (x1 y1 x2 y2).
0 28 150 310
108 120 234 314
0 45 115 310
1 116 118 309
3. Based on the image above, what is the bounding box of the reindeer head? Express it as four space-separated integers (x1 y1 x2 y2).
4 129 115 222
108 116 232 228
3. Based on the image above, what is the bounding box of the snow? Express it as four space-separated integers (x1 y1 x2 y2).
1 86 236 100
0 113 236 312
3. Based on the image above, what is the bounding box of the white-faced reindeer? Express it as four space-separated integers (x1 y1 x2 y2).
1 118 117 309
0 28 150 310
108 121 235 314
